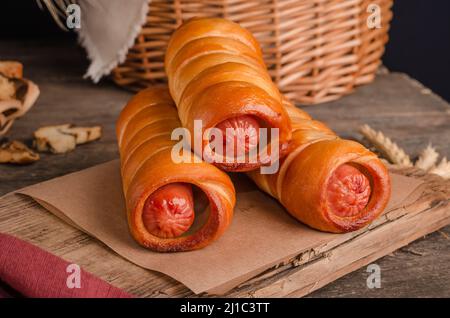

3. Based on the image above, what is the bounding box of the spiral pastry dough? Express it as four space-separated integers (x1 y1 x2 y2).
248 99 391 233
165 17 292 171
117 87 235 252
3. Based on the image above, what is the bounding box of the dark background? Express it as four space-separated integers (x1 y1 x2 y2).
1 0 449 102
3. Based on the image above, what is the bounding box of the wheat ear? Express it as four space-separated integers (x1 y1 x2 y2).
415 144 439 171
429 157 450 180
359 124 413 168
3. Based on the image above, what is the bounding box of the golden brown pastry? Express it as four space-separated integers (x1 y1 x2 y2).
117 87 236 252
165 17 292 172
248 99 391 233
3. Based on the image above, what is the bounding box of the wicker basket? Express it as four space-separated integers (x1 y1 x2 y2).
112 0 393 105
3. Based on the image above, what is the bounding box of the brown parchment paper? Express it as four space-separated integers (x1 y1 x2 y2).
15 160 423 294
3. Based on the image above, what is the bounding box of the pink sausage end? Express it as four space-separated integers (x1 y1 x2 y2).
326 164 371 217
215 115 260 157
142 183 195 238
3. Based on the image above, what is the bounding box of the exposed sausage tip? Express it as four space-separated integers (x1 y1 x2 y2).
326 164 371 217
142 183 195 238
215 115 260 159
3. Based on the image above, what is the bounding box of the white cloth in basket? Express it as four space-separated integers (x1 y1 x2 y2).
77 0 149 83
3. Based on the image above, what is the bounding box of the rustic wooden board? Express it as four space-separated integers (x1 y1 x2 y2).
0 167 448 297
1 39 450 296
228 168 450 297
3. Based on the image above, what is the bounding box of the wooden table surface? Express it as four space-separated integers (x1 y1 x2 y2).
1 39 449 297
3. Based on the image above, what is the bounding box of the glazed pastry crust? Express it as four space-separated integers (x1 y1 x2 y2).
117 87 235 252
165 18 292 171
248 99 391 233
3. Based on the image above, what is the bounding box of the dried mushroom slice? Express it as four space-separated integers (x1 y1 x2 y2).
34 124 102 154
0 73 39 110
0 99 22 135
0 140 40 165
0 68 40 137
0 61 23 78
0 73 16 100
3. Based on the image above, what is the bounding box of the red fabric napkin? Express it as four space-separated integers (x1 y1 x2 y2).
0 233 131 298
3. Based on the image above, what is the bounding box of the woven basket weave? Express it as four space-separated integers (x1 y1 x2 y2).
112 0 393 105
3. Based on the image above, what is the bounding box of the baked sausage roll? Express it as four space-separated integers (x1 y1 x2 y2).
165 17 292 172
117 87 236 252
248 99 391 233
